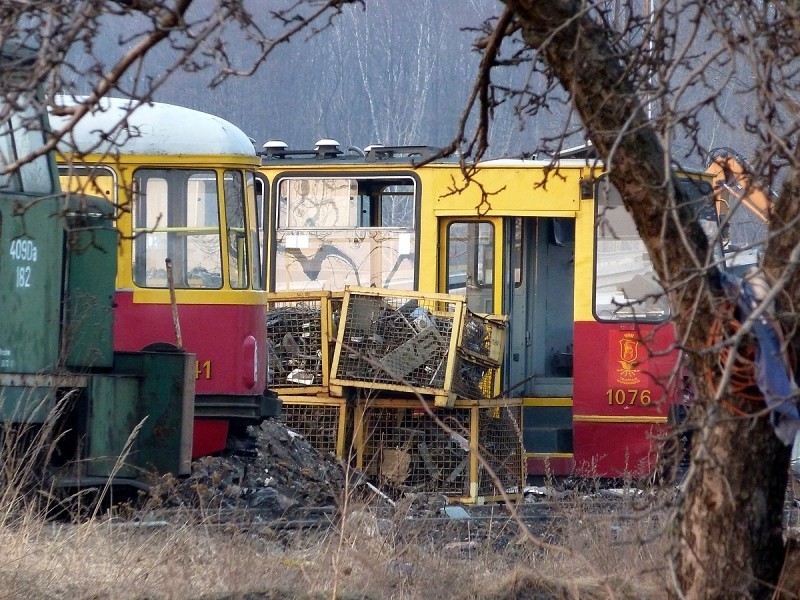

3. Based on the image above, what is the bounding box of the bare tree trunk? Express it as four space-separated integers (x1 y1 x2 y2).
501 0 789 596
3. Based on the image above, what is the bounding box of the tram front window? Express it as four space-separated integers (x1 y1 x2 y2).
594 178 669 321
132 169 223 289
274 176 416 291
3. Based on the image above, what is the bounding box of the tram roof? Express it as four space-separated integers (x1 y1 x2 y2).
260 155 602 170
258 141 603 169
50 95 257 158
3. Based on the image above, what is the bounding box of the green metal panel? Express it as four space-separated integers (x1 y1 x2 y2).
87 374 140 478
523 406 574 453
65 223 118 369
524 427 574 453
0 196 65 374
523 405 573 428
86 351 194 479
0 386 55 422
112 351 195 476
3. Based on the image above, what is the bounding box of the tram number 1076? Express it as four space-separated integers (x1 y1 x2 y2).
606 388 652 406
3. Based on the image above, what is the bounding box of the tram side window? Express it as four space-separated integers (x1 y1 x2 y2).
594 179 669 321
274 176 417 291
446 221 494 313
132 169 223 289
224 170 248 289
58 165 117 208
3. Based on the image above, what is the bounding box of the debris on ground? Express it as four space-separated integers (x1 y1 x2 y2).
146 418 352 519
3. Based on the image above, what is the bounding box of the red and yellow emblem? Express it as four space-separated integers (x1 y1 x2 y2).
615 332 641 385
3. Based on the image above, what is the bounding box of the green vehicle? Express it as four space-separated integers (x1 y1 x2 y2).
0 44 193 489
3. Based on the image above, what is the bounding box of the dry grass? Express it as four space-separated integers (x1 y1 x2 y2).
0 401 680 599
0 484 679 600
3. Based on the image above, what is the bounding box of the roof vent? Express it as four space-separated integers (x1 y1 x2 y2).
364 145 443 163
314 138 342 158
261 140 289 159
264 140 288 150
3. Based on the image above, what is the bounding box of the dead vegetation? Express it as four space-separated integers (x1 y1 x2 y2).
0 413 692 600
0 413 798 598
0 489 676 600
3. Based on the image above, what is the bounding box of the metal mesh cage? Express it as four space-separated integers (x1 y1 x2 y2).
266 296 325 389
356 399 524 502
281 396 348 459
358 405 473 495
476 405 524 496
450 353 498 400
460 311 506 366
334 291 457 389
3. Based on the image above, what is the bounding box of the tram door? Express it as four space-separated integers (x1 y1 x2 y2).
440 216 574 374
503 217 576 472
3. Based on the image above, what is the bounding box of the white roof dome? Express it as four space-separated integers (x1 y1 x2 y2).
50 95 256 157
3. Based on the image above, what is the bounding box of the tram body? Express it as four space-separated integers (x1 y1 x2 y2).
53 98 277 458
259 145 709 478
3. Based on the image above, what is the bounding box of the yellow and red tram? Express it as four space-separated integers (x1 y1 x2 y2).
53 97 278 458
259 143 712 479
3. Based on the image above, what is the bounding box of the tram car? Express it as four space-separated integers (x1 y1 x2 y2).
52 97 279 458
258 141 716 479
0 47 193 487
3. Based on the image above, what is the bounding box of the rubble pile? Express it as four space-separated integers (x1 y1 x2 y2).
148 419 349 519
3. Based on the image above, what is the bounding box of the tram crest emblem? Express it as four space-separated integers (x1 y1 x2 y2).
617 333 641 385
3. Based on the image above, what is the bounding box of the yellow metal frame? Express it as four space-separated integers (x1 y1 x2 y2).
267 290 334 395
573 415 668 424
525 452 574 459
353 397 523 505
523 397 573 407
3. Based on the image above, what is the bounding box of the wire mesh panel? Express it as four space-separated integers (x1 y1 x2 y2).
357 403 473 496
281 396 348 459
331 287 469 403
451 354 498 400
266 292 332 394
476 404 524 497
355 398 524 503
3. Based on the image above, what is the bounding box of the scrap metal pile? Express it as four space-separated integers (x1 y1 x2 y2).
257 286 521 504
266 301 325 388
147 418 350 517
